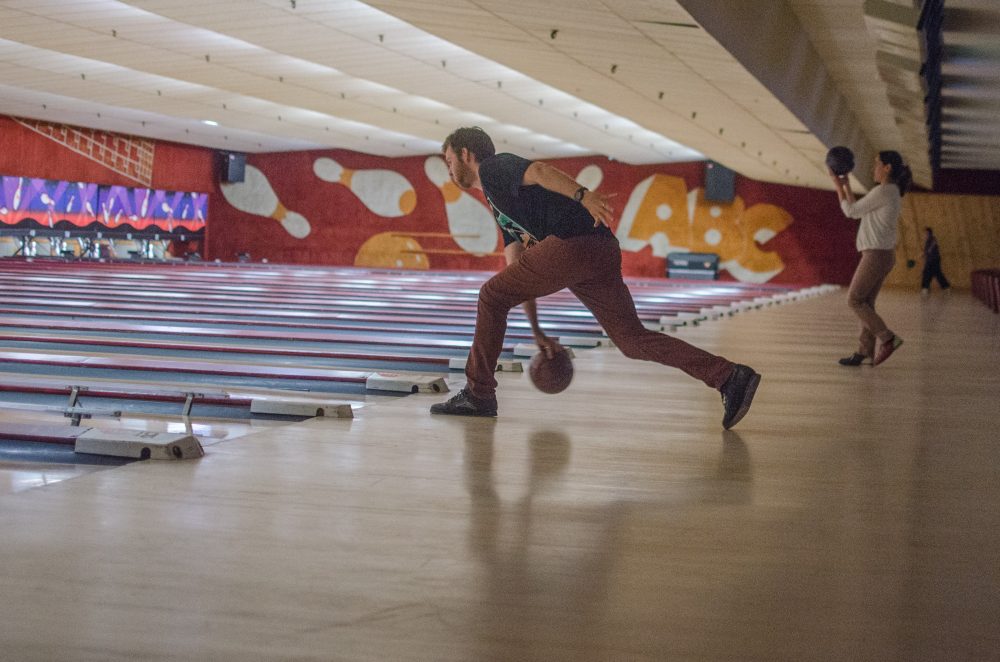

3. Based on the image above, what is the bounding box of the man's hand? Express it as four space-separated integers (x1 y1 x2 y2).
581 190 618 228
533 330 563 359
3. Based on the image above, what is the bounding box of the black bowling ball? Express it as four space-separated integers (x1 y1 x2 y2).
825 146 855 176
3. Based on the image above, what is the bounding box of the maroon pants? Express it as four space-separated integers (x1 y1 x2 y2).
466 234 735 397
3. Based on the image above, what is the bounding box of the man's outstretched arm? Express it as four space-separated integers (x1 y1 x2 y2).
522 161 617 228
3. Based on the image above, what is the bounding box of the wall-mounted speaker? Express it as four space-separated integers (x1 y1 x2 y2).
704 160 736 203
219 151 246 183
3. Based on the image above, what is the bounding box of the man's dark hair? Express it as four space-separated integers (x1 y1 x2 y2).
442 127 495 162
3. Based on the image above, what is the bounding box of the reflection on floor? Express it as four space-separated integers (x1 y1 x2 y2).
0 410 300 495
2 289 999 661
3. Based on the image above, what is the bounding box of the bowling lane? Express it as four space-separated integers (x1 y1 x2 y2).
0 352 376 396
0 457 127 496
0 388 274 420
0 441 135 466
0 334 464 372
0 315 519 348
0 302 608 337
0 261 803 450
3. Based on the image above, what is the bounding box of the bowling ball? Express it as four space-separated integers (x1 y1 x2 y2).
825 146 855 176
529 350 574 394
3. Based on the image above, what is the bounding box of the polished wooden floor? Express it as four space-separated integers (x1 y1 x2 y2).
2 288 998 661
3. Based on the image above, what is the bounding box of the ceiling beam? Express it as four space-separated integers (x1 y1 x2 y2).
676 0 878 188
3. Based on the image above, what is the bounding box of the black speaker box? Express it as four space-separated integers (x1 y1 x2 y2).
219 152 246 183
704 160 736 203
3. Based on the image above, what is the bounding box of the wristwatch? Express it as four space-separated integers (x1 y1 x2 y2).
573 186 588 202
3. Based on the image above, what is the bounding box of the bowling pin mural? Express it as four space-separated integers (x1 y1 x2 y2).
725 202 792 282
139 190 150 218
314 157 416 218
354 232 429 270
1 177 19 221
220 165 311 239
66 182 97 223
616 173 793 283
40 193 55 227
687 188 746 260
161 202 175 231
194 193 205 223
617 174 692 256
12 177 23 210
575 164 604 191
424 156 498 255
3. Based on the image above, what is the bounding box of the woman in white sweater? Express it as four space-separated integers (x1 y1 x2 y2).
830 150 912 367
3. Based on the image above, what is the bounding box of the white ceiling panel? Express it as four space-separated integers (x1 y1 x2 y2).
0 0 995 187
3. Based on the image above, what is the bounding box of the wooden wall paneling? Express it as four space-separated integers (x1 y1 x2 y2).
889 193 1000 290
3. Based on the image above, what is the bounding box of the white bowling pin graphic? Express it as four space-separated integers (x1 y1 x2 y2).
77 183 92 218
220 164 311 239
66 195 75 212
161 202 175 231
140 191 150 217
12 178 23 210
313 157 416 218
40 192 55 227
576 164 604 191
424 156 498 255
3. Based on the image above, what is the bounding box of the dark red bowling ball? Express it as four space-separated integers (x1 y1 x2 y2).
529 350 574 394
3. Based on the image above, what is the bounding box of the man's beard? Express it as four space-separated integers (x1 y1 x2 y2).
453 163 474 189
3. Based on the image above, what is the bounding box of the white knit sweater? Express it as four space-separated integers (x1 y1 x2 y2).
840 183 901 251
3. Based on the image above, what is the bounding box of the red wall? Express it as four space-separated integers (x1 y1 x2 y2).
1 114 859 285
0 115 214 189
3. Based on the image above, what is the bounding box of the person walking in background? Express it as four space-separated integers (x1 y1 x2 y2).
921 227 951 297
830 150 912 367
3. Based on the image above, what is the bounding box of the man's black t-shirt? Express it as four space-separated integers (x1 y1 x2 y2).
479 153 613 247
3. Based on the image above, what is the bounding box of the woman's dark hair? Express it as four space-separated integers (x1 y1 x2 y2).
878 150 912 196
442 127 495 162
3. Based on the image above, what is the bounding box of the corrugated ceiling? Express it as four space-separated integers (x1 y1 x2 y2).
0 0 996 191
